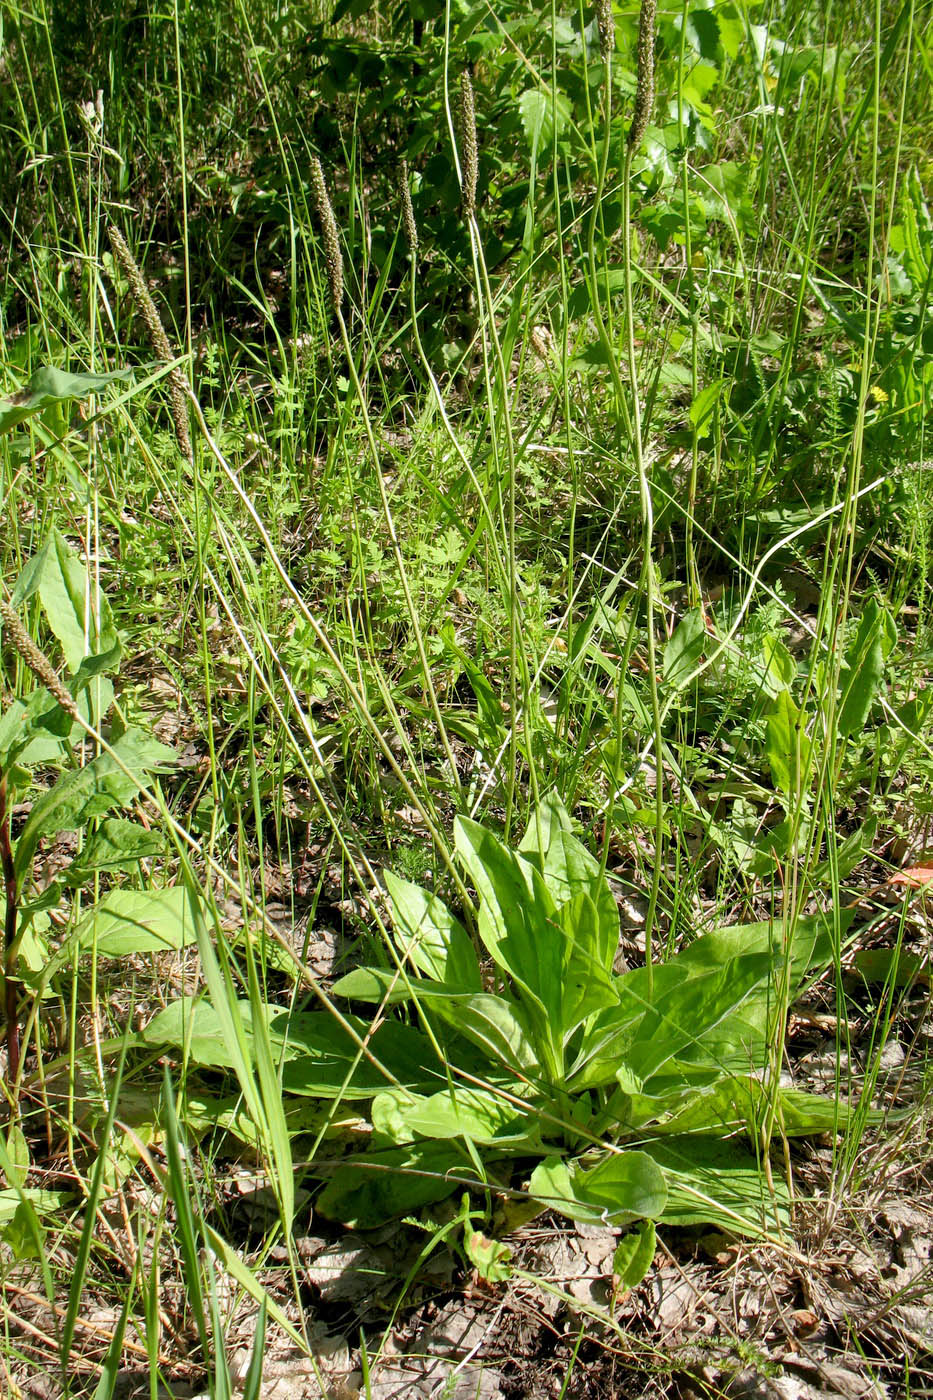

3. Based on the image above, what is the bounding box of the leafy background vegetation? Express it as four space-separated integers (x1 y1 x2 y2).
0 0 931 1394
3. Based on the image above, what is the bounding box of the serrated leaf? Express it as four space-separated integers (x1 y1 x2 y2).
13 727 175 883
464 1214 512 1282
517 87 570 154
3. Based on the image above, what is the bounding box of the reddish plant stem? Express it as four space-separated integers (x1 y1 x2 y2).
0 774 20 1090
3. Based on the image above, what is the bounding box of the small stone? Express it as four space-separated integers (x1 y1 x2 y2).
878 1040 906 1071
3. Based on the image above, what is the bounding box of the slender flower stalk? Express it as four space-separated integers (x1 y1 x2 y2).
628 0 657 150
458 69 478 219
108 225 193 461
310 156 344 311
399 159 418 256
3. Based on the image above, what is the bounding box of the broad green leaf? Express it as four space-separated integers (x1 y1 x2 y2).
518 788 573 865
765 688 812 798
761 634 796 695
854 947 930 987
428 992 540 1077
517 87 570 154
640 1136 789 1235
520 794 619 977
567 967 672 1091
663 608 707 689
612 1220 656 1292
332 965 421 1004
12 528 121 678
812 816 877 886
0 1189 66 1222
374 1085 536 1148
3 1125 29 1189
676 910 848 1014
73 886 197 957
558 893 618 1037
2 1202 45 1263
529 1150 667 1227
838 599 895 738
142 998 280 1070
14 727 176 882
455 817 563 1043
407 1086 535 1146
315 1142 474 1227
623 952 775 1081
896 166 932 285
277 1013 448 1099
62 818 164 884
688 378 727 436
384 869 481 990
0 365 133 434
0 690 72 769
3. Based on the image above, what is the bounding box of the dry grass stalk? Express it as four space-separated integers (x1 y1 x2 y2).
310 156 345 311
107 225 193 461
0 597 79 721
458 70 478 219
628 0 657 151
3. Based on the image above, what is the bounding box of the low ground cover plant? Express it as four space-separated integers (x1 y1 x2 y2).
0 0 930 1393
143 792 866 1256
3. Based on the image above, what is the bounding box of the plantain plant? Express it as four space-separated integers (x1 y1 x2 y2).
145 791 868 1261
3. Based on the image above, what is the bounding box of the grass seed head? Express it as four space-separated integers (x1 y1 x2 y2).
399 160 419 256
310 156 345 311
0 598 79 720
107 225 193 461
458 69 479 220
628 0 657 151
596 0 615 62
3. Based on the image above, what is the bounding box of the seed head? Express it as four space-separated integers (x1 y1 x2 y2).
596 0 615 62
458 69 478 220
628 0 657 152
108 225 192 461
310 157 344 311
0 597 79 720
399 160 418 257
